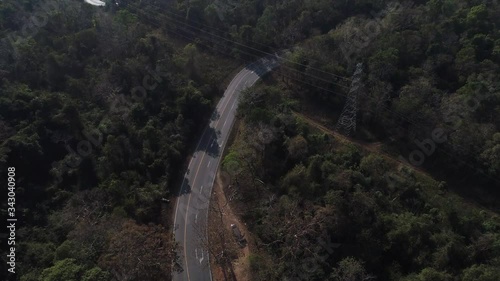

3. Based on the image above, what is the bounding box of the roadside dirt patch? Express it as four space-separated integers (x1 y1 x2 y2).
209 170 252 281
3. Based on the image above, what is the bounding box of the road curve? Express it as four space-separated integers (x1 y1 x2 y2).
172 55 281 281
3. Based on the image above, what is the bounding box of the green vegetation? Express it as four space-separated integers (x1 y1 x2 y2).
0 0 236 280
132 0 499 194
224 82 500 280
164 2 500 277
1 0 499 280
157 0 499 196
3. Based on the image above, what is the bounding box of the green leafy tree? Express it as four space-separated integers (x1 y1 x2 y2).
481 132 500 175
82 267 111 281
40 258 83 281
330 257 373 281
462 264 500 281
403 268 453 281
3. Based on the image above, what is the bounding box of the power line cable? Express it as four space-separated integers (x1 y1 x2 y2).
128 2 352 83
127 3 500 184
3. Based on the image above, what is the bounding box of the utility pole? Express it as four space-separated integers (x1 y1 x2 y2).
335 63 363 136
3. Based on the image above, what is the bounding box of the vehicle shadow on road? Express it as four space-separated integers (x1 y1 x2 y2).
245 56 279 76
211 110 221 121
195 126 221 158
179 179 192 195
245 63 268 77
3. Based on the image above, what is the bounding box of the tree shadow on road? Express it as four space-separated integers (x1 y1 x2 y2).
179 177 192 196
195 126 221 158
245 56 279 77
211 110 221 121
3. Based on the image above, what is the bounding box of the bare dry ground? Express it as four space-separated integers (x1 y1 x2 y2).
209 170 253 281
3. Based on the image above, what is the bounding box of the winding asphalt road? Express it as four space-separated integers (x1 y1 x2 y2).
172 55 281 281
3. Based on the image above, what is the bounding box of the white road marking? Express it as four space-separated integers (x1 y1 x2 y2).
199 250 204 264
207 160 211 167
173 66 274 281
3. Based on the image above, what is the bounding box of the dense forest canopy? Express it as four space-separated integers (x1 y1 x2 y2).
0 0 236 280
0 0 499 280
225 80 500 280
163 0 500 188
